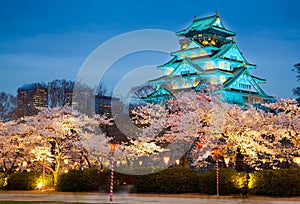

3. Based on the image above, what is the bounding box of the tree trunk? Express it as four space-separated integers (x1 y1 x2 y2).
182 153 188 168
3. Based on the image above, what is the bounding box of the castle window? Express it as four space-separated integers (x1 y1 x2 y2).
230 55 237 60
206 62 215 69
239 83 251 89
190 53 197 58
181 70 190 76
211 78 217 84
220 76 226 83
226 63 230 70
199 51 206 56
166 68 173 75
219 61 224 69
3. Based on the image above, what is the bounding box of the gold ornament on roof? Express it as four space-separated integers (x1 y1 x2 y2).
210 39 216 46
202 39 209 46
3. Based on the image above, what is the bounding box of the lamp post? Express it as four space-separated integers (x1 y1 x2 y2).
42 157 45 191
109 143 118 203
213 147 220 196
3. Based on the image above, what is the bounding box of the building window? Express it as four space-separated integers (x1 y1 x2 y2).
166 68 173 75
211 78 217 84
230 55 237 60
220 75 226 83
206 62 215 69
181 70 190 75
226 63 230 70
219 61 224 69
182 79 189 88
190 53 197 58
239 83 251 89
172 82 178 89
199 51 206 56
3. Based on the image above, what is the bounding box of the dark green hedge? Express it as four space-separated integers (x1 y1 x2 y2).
55 168 136 192
135 167 200 194
2 167 300 196
0 172 7 189
5 172 53 190
199 168 246 195
250 168 300 196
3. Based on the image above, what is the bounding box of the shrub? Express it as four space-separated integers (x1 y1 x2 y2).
0 172 8 189
5 172 53 190
56 169 101 191
250 168 300 196
135 167 200 193
56 168 136 192
199 168 246 195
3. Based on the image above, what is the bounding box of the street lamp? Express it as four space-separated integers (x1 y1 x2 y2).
213 147 220 196
109 142 118 203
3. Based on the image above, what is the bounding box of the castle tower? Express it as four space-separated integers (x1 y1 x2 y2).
144 13 272 106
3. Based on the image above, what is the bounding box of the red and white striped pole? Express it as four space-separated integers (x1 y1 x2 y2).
216 155 219 196
109 151 115 203
213 147 220 196
109 143 118 203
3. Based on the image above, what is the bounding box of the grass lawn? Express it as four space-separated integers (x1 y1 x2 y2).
0 202 87 204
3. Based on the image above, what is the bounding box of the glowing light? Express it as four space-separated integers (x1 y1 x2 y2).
175 159 180 165
166 68 173 75
109 143 118 153
37 183 43 189
279 158 284 163
262 158 267 164
64 170 69 173
139 160 143 166
220 75 226 83
293 157 300 165
190 53 197 58
163 156 170 165
105 161 110 167
224 157 230 166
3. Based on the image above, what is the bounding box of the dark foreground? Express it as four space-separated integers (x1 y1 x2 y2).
0 191 300 204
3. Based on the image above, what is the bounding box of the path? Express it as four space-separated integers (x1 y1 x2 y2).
0 191 300 204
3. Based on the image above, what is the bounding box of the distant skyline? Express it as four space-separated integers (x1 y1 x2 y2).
1 0 299 99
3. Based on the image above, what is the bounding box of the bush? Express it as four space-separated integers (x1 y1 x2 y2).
199 168 246 195
135 167 200 193
5 172 53 190
250 168 300 196
0 172 8 189
56 168 136 192
56 169 101 191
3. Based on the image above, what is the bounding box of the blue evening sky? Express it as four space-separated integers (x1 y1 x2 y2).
0 0 299 99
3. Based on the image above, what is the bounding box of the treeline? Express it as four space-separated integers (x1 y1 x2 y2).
0 79 109 121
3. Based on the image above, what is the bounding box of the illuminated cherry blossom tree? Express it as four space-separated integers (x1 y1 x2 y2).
0 107 112 185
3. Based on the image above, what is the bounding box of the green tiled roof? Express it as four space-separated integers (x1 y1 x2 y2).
176 15 236 37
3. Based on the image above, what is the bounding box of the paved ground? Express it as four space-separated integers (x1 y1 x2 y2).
0 191 300 204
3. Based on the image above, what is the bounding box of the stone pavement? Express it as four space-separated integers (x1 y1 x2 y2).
0 191 300 204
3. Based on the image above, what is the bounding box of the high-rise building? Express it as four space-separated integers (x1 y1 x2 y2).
17 83 48 117
144 12 272 106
